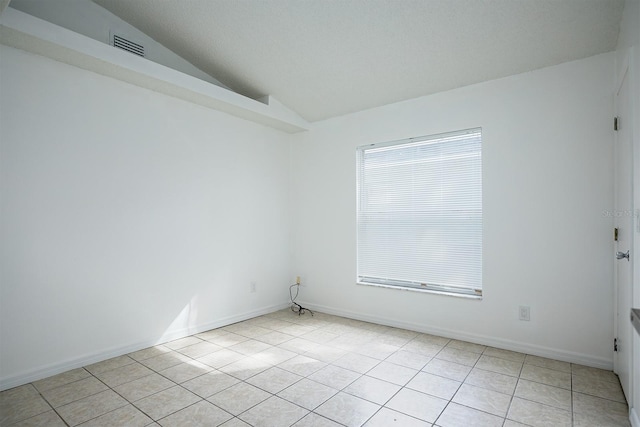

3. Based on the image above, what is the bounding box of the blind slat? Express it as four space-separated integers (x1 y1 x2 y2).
356 128 482 295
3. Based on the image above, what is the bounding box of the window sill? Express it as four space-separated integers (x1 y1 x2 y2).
356 281 482 300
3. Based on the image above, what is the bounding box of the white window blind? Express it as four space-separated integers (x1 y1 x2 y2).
356 128 482 297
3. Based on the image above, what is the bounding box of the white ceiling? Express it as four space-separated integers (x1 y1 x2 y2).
92 0 625 122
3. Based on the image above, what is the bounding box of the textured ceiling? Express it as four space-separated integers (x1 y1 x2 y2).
92 0 625 122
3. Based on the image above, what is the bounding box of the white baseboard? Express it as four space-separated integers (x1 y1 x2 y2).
0 302 289 392
300 301 614 370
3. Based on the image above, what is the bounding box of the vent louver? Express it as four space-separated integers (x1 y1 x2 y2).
112 34 145 57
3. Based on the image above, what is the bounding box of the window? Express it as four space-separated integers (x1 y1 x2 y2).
356 128 482 297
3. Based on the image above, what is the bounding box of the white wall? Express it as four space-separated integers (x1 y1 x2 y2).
0 45 292 390
291 52 616 368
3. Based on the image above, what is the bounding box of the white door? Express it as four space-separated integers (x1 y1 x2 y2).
614 65 633 402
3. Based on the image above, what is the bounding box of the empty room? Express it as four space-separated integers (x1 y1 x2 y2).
1 0 639 426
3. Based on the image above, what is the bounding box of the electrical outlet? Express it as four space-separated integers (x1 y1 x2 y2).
250 281 257 293
296 276 301 285
519 306 530 321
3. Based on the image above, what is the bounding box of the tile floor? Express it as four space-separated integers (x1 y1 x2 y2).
0 309 631 427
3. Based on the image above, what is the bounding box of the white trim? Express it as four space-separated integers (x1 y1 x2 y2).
0 8 309 133
356 281 482 300
0 302 289 392
631 406 639 427
299 301 614 370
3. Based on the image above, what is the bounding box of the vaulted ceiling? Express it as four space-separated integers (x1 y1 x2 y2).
93 0 624 122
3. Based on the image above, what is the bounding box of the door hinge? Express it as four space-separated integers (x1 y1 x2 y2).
614 338 618 352
614 116 619 131
614 227 619 241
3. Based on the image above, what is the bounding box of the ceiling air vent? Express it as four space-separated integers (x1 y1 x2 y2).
111 33 145 57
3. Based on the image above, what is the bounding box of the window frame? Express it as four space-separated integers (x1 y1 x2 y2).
356 128 483 299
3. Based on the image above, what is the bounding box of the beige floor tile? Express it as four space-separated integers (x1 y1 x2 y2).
436 402 504 427
113 373 176 402
0 384 53 425
256 318 297 332
329 334 367 351
196 349 245 369
436 347 481 367
367 361 418 386
229 325 273 340
280 324 317 337
203 332 249 348
254 330 296 346
158 400 232 427
402 340 445 357
308 364 361 389
218 356 271 380
464 368 517 395
422 358 472 382
85 355 136 375
315 392 380 427
164 336 203 350
207 382 271 415
332 352 380 374
57 389 128 426
32 368 91 392
251 346 298 365
128 345 172 362
573 410 632 427
343 375 401 405
93 362 154 388
385 388 447 423
573 392 630 425
514 379 571 411
139 352 191 372
228 339 272 356
407 371 461 400
300 329 340 344
292 412 343 427
383 327 419 341
176 341 222 359
354 342 399 360
475 355 522 377
507 396 571 427
482 347 526 363
219 419 251 427
278 355 327 377
304 344 348 363
278 378 338 410
446 340 487 354
524 355 571 373
239 396 309 427
77 404 153 427
378 334 414 348
364 407 431 427
519 364 571 389
10 310 632 427
9 410 66 427
572 364 619 382
452 384 511 417
181 369 239 398
414 334 451 347
246 366 303 394
135 386 201 420
385 349 432 370
158 360 212 384
41 376 108 408
278 337 320 353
